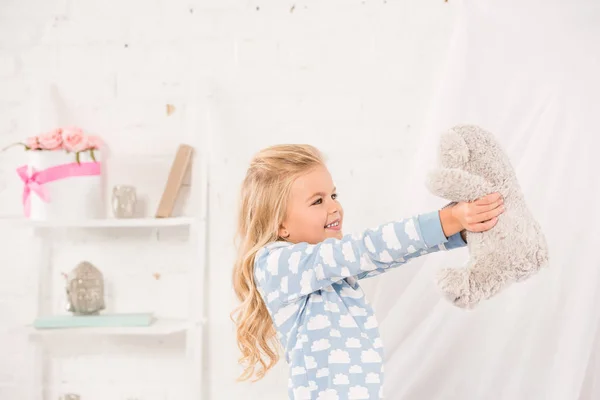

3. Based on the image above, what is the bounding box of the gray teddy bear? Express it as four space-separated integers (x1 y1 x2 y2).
426 124 549 308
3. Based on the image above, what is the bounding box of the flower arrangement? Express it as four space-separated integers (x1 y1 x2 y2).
3 126 103 164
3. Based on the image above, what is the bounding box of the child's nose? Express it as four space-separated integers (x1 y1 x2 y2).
328 203 340 215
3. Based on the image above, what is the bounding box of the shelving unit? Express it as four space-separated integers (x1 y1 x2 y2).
13 92 211 399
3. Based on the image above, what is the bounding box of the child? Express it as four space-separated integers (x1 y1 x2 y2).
231 144 504 399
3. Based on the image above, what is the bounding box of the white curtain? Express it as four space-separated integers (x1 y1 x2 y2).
368 1 600 399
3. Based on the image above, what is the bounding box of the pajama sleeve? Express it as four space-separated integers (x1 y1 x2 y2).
254 210 467 303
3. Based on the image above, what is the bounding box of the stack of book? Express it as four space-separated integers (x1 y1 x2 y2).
33 312 155 329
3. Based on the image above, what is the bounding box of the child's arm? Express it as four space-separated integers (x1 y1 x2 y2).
355 229 465 281
356 205 472 280
254 210 465 303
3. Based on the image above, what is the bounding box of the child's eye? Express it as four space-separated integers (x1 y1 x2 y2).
332 193 338 200
312 198 322 205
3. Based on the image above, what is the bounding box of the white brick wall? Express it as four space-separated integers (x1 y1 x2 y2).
0 1 456 399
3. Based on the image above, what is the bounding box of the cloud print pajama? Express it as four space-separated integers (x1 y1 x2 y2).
254 211 467 399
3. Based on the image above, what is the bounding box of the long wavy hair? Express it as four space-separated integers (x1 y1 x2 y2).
230 144 325 382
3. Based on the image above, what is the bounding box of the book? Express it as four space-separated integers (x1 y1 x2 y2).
33 313 155 329
155 144 194 218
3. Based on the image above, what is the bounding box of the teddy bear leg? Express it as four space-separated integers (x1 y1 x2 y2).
427 168 495 203
470 266 508 303
438 264 509 308
436 268 474 308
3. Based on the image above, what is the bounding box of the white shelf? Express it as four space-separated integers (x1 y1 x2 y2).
27 318 193 337
0 216 196 228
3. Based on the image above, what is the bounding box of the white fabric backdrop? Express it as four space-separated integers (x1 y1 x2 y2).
367 1 600 399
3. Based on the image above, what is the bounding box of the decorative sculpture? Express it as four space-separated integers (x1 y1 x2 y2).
64 261 105 315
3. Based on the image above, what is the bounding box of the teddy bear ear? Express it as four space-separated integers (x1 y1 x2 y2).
439 128 470 167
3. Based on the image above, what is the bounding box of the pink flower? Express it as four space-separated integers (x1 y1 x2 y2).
38 128 63 150
87 135 104 150
61 126 87 152
25 136 40 150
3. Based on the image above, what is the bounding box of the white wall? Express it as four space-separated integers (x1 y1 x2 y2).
0 1 457 399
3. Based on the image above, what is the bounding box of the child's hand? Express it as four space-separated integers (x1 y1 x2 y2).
452 192 505 232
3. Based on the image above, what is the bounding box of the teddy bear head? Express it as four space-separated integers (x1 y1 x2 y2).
438 124 515 186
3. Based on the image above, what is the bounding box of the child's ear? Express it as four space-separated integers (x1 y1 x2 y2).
278 224 290 239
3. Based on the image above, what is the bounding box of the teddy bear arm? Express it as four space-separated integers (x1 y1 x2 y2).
427 168 494 202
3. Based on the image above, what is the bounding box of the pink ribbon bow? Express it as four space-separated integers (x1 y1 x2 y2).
16 161 101 218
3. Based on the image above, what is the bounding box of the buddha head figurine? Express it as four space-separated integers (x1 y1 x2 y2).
65 261 105 315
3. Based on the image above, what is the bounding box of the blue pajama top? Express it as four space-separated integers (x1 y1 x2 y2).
253 211 467 399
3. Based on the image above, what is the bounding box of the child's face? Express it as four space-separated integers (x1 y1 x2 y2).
279 165 344 244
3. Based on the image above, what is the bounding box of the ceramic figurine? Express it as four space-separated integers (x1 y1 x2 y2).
65 261 105 315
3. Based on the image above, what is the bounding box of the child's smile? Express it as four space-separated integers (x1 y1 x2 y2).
325 219 341 231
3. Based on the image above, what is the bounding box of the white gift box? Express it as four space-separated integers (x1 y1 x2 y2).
23 150 105 221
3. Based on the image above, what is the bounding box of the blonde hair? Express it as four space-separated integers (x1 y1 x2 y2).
231 144 325 382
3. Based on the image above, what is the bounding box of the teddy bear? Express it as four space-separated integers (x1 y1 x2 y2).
426 124 549 308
